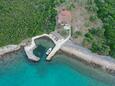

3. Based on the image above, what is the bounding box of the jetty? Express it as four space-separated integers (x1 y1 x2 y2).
24 25 71 61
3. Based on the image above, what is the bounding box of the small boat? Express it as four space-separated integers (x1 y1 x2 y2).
46 48 52 55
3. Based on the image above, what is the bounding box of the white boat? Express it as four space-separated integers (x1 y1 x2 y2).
46 48 52 55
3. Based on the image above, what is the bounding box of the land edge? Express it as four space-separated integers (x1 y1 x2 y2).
0 38 115 75
0 38 31 57
60 40 115 75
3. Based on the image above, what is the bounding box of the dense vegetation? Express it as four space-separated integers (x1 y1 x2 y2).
84 0 115 57
0 0 64 46
84 28 110 55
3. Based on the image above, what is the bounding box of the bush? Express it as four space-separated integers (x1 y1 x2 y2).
73 31 82 38
68 3 76 10
110 45 115 58
86 4 99 12
89 15 98 22
85 32 93 40
91 42 110 55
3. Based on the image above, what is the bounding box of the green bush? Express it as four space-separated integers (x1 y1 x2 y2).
73 31 82 38
68 3 76 10
89 15 98 22
91 42 110 55
85 32 93 40
86 4 99 12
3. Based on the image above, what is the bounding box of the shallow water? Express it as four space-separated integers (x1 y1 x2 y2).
0 38 115 86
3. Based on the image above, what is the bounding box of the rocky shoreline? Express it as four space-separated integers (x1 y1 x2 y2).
0 39 31 57
60 40 115 75
0 38 115 75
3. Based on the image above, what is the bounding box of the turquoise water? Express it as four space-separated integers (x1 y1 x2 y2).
0 38 115 86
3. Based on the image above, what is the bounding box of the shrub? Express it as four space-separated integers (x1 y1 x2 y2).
89 15 98 22
91 42 110 55
73 31 82 38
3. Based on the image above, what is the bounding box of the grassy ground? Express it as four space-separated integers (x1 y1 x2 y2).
0 0 61 47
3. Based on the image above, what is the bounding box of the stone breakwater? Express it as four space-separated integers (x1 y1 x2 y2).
61 40 115 74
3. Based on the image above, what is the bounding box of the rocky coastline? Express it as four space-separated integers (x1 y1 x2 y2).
0 39 31 57
60 40 115 75
0 38 115 75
